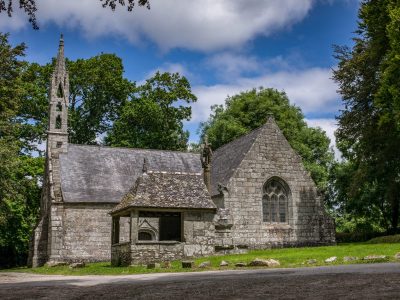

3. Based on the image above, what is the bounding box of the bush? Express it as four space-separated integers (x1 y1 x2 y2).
366 235 400 244
335 231 385 243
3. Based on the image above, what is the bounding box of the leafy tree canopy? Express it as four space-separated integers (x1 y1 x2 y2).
199 87 334 192
19 53 132 151
333 0 400 232
106 71 197 151
0 32 43 267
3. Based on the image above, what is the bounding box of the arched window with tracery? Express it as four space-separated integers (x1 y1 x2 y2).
262 178 289 223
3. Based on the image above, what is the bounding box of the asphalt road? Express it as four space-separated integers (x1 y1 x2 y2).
1 263 400 299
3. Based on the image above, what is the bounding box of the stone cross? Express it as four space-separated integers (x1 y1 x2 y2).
200 135 213 193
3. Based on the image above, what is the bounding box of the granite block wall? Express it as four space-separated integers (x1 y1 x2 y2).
213 121 335 249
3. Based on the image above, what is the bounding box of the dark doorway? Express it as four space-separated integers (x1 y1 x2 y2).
159 213 181 241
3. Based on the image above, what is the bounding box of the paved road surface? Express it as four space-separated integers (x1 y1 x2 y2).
1 263 400 299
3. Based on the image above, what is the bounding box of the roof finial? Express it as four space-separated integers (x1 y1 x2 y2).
266 112 274 121
142 158 148 174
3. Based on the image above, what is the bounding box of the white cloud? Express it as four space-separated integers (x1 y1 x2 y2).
1 0 315 52
205 53 261 79
190 67 339 123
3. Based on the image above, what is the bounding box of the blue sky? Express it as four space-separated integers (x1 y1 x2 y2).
0 0 360 157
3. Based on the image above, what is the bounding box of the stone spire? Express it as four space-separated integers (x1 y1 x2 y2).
47 34 69 153
54 34 65 75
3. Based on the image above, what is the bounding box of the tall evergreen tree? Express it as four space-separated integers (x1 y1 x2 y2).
333 0 400 232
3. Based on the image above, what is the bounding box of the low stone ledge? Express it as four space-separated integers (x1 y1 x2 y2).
136 241 181 245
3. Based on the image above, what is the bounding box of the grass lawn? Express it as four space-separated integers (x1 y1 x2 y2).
5 242 400 275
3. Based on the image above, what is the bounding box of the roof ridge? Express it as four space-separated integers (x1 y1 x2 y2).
147 170 202 176
68 143 196 155
213 121 267 153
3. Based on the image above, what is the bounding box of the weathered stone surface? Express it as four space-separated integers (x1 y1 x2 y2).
146 263 160 269
235 262 246 267
210 117 336 251
249 258 280 267
363 255 387 260
343 256 358 262
306 259 317 265
394 253 400 260
220 260 229 267
69 262 85 269
325 257 337 263
182 261 194 268
199 261 211 268
45 261 67 267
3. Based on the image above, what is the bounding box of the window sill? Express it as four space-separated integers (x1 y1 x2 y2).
263 223 292 229
135 240 181 245
111 242 131 247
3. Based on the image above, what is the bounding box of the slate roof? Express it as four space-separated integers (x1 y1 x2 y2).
111 171 216 214
59 144 202 203
210 124 264 196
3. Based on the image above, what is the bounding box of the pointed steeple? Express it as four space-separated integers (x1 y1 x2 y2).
47 35 69 153
54 34 66 75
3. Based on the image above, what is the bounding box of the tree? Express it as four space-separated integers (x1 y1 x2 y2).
199 87 334 192
333 0 400 232
0 32 43 267
0 0 150 30
106 71 197 151
19 54 132 150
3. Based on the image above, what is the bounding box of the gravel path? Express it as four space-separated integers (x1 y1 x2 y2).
1 263 400 299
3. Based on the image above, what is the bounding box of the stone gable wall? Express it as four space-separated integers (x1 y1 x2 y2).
215 121 335 249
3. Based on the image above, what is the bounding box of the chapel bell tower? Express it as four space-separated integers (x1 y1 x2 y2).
48 34 69 153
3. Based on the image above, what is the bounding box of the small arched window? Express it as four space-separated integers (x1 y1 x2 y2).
262 178 289 223
138 230 155 241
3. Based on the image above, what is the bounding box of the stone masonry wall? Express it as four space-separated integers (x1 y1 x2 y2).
58 203 130 263
215 120 335 249
112 211 215 266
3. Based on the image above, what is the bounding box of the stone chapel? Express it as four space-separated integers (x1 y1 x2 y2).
29 37 335 267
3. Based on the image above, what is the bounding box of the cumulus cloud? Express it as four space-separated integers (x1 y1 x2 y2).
190 67 339 123
1 0 315 51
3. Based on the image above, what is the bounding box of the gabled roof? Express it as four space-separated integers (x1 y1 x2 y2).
111 171 216 214
59 144 202 203
210 124 264 196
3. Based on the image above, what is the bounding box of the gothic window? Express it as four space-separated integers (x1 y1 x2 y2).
55 115 62 129
262 178 289 223
56 102 62 111
57 83 64 98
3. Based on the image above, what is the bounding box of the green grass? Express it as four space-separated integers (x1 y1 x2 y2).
4 242 400 276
